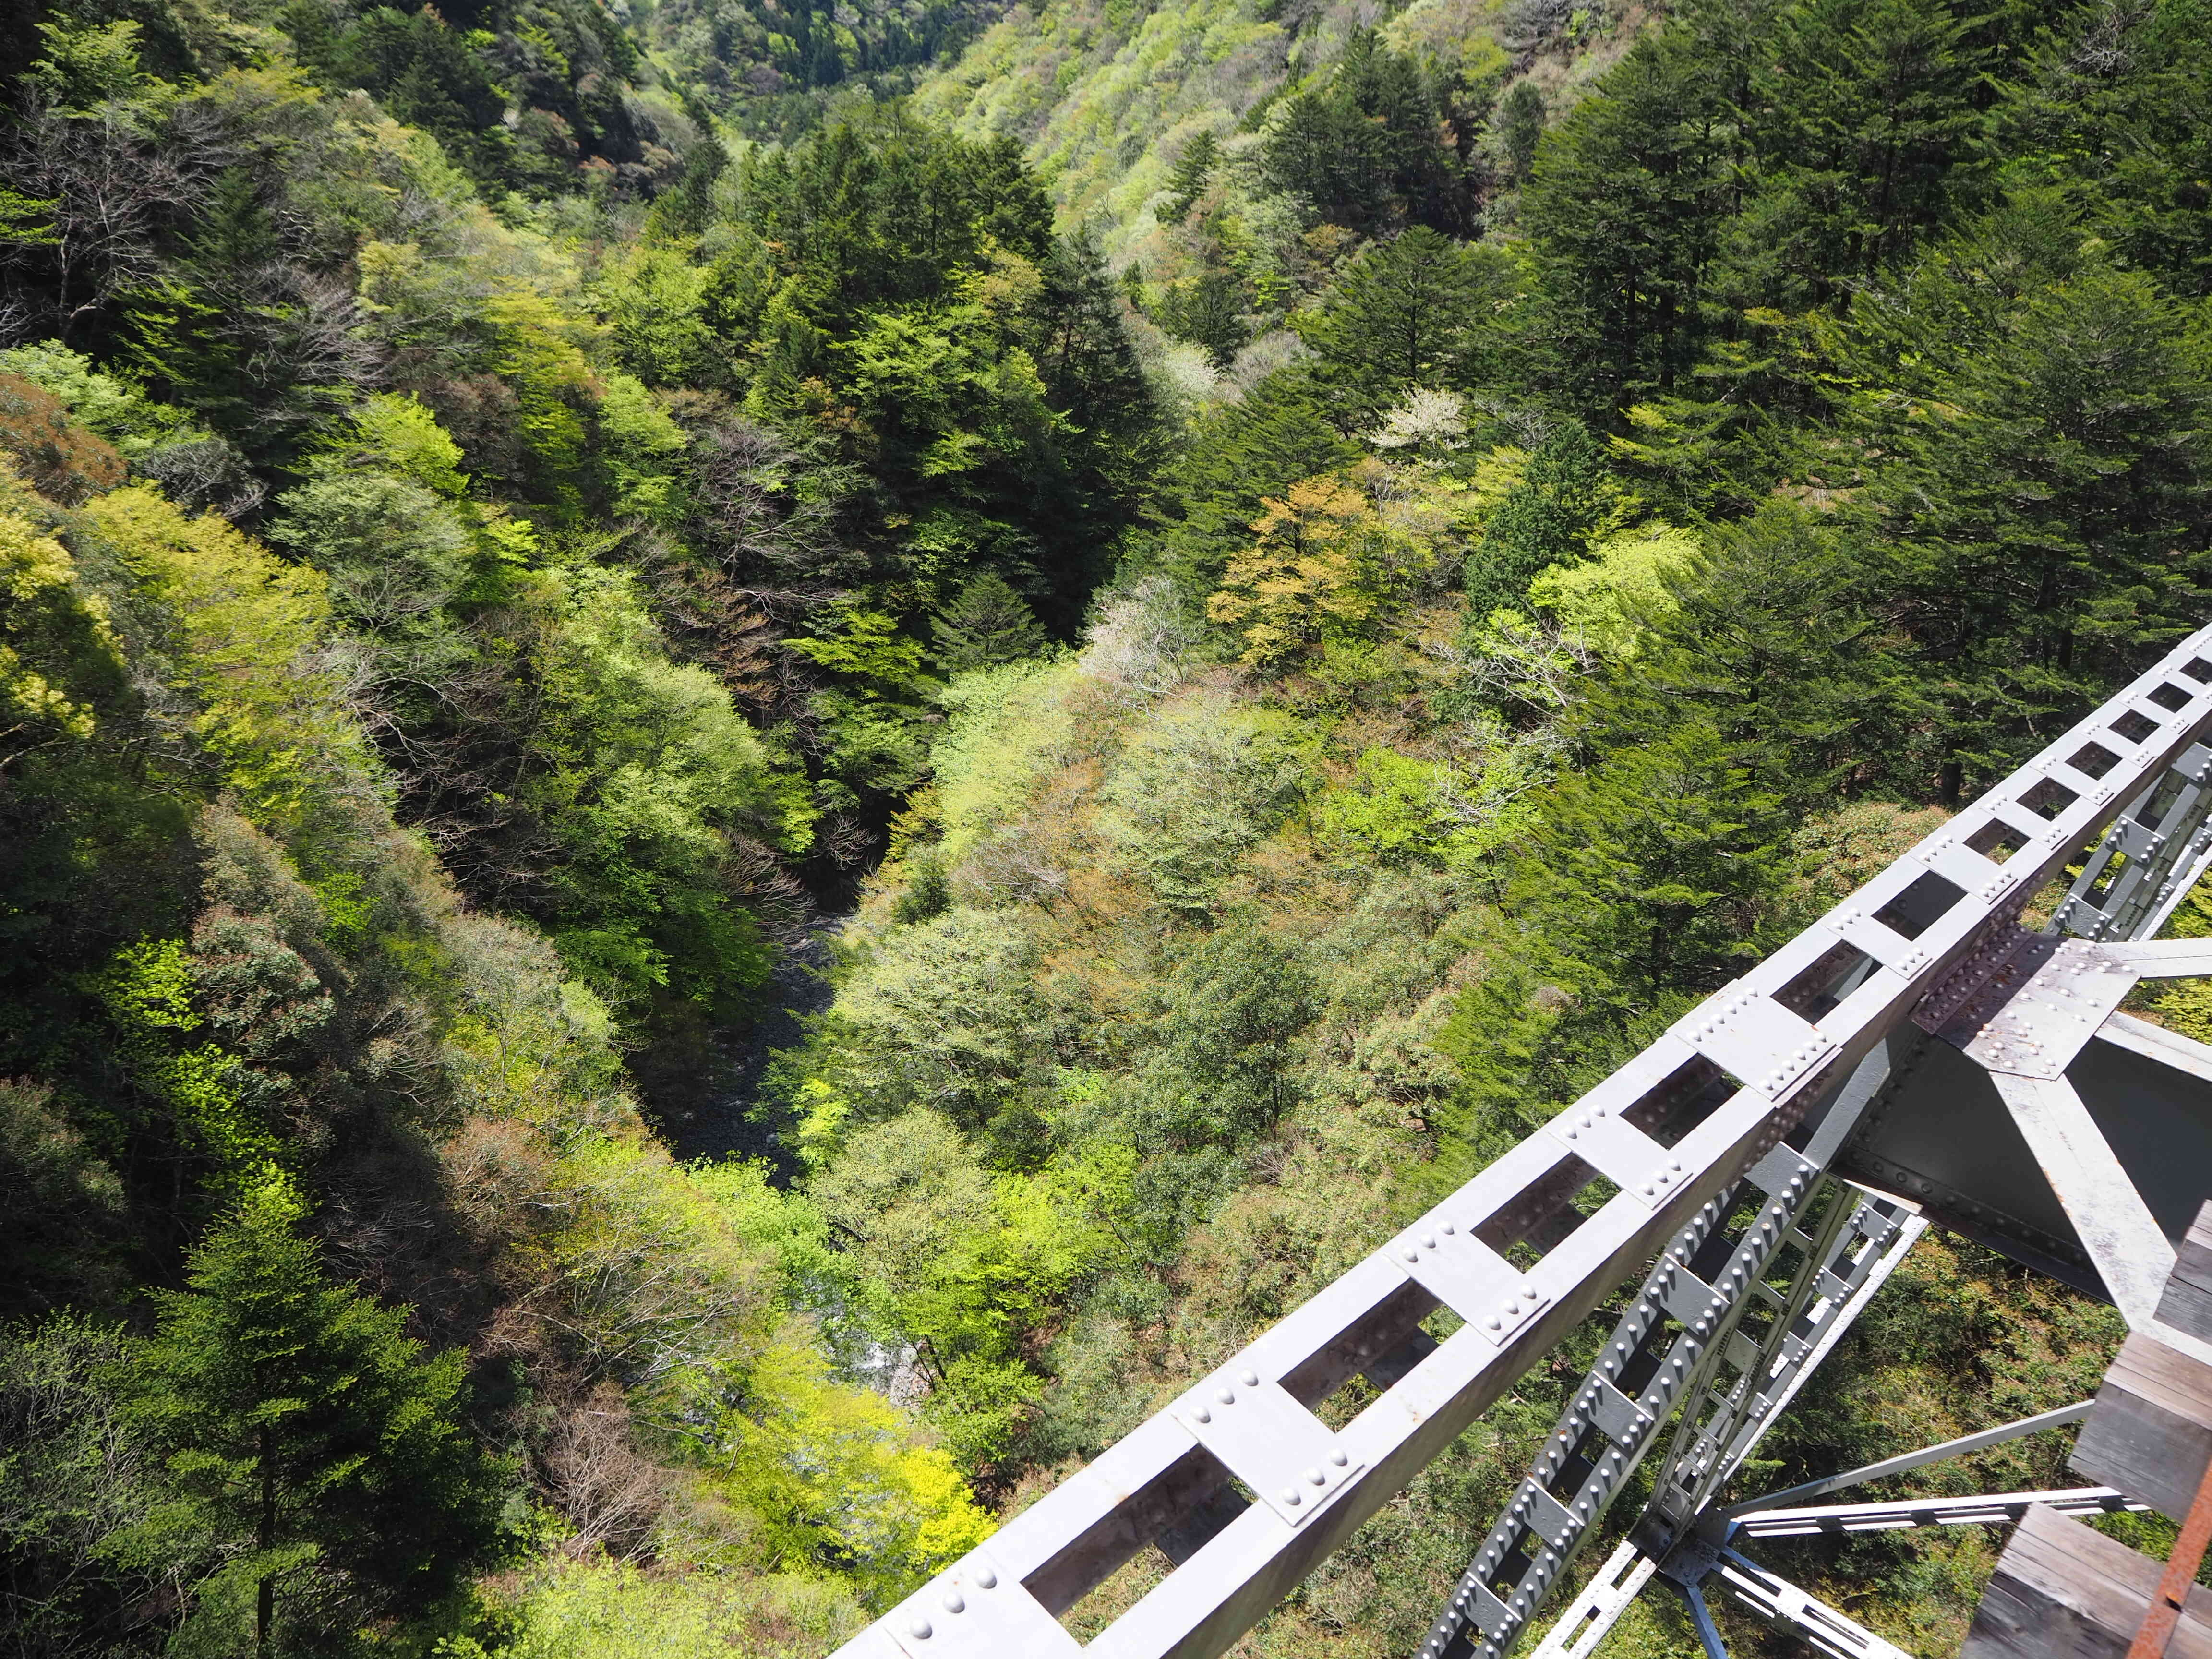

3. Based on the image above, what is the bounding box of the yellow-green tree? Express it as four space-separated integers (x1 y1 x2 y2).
1209 474 1422 668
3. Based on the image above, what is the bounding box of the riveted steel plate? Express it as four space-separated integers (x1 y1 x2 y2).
1931 939 2135 1079
1672 990 1835 1100
885 1552 1081 1659
1167 1371 1365 1526
1545 1107 1679 1207
1387 1220 1549 1344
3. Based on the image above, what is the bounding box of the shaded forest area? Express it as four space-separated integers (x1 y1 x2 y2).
1 0 2211 1652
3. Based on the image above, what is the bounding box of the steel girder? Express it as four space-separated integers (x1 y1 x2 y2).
831 631 2212 1659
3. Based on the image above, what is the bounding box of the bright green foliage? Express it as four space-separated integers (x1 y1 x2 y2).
313 393 469 497
94 938 284 1184
829 906 1041 1129
25 20 148 113
1527 522 1698 655
594 372 691 523
1464 421 1630 616
521 562 798 1014
1098 693 1305 913
116 1169 505 1657
1312 747 1473 869
927 655 1083 864
0 497 124 756
84 487 375 836
789 602 930 685
465 1559 861 1659
709 1331 994 1593
593 244 714 388
813 1111 1127 1468
0 341 187 454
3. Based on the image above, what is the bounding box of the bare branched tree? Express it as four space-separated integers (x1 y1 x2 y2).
538 1383 670 1561
0 106 214 339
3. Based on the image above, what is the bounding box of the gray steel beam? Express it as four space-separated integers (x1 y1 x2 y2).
1525 1541 1656 1659
1709 1551 1915 1659
1720 1403 2093 1518
1646 1190 1918 1530
1680 1581 1732 1659
1460 1192 1922 1659
1732 1487 2141 1538
1991 1073 2176 1327
833 630 2212 1659
2054 740 2212 943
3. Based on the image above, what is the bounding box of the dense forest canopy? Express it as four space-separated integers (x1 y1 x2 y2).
1 0 2210 1652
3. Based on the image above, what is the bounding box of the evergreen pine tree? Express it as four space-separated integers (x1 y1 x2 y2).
119 1170 504 1658
1161 131 1219 223
1714 0 1991 312
927 573 1052 674
1520 28 1742 413
1497 81 1547 182
1296 227 1514 417
1464 420 1625 616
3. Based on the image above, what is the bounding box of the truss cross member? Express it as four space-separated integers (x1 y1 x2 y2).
1993 1073 2177 1326
1721 1401 2094 1518
1526 1541 1657 1659
1678 1580 1732 1659
1733 1487 2141 1538
1711 1550 1915 1659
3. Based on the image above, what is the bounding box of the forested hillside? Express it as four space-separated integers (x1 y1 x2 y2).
0 0 2209 1651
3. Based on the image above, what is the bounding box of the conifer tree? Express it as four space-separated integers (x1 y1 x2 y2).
1497 81 1547 182
927 573 1052 674
119 1169 503 1658
1296 227 1513 416
1520 28 1741 412
1161 130 1219 222
1464 420 1625 616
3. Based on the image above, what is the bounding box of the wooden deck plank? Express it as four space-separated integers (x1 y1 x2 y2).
1963 1505 2212 1659
2156 1204 2212 1342
2072 1333 2212 1523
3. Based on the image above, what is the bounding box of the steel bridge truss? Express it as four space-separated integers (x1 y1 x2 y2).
832 631 2212 1659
